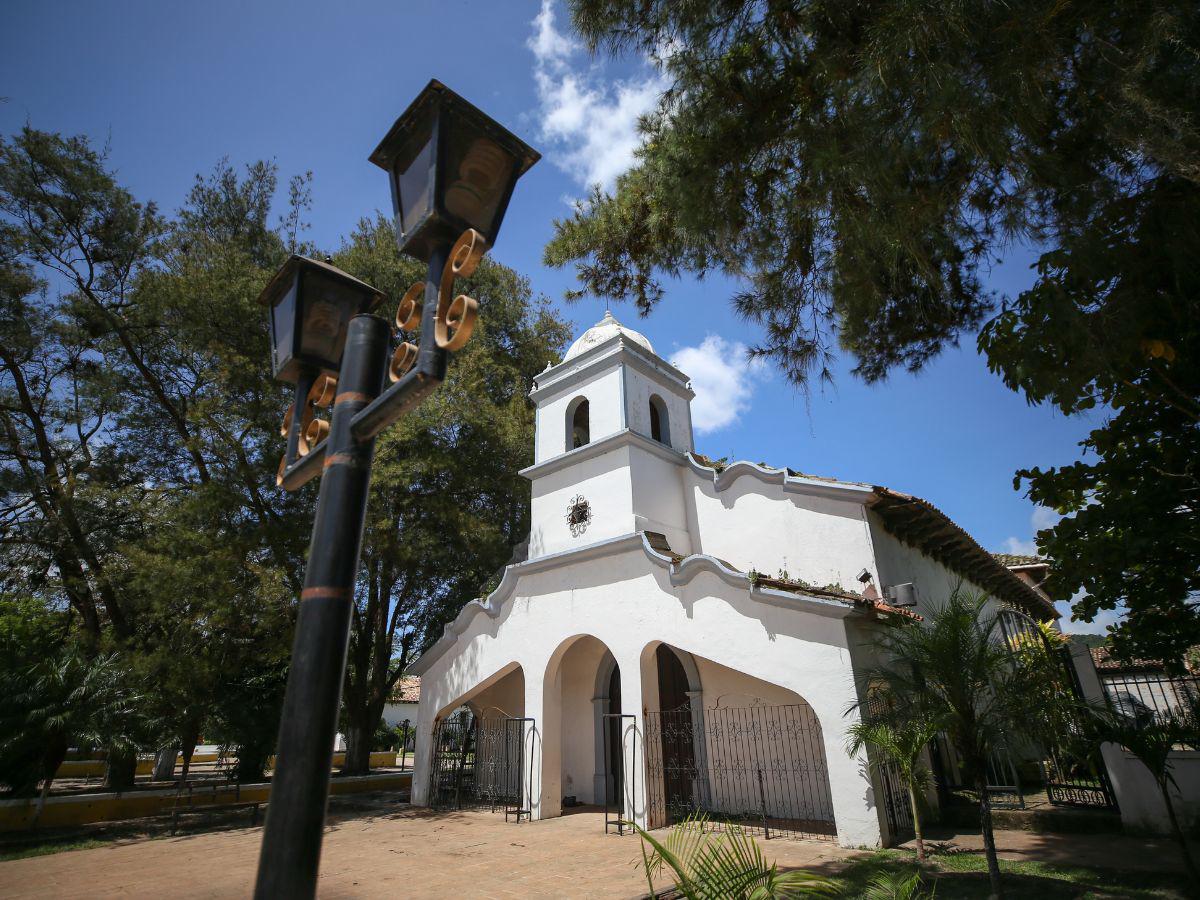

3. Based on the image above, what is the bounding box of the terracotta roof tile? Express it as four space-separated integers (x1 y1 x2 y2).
388 675 421 703
1090 646 1166 673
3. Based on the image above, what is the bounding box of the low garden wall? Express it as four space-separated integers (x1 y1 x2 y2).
0 770 411 831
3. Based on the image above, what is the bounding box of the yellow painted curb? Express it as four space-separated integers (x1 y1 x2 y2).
0 772 411 831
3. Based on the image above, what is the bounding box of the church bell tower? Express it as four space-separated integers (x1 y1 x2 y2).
520 312 695 560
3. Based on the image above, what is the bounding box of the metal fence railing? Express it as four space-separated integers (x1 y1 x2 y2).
644 703 837 842
1101 672 1200 730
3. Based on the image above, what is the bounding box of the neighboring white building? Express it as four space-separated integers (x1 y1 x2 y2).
382 676 421 731
408 312 1055 848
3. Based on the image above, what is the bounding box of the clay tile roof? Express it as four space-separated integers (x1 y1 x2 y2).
1090 646 1166 673
866 487 1057 620
388 675 421 703
992 552 1048 568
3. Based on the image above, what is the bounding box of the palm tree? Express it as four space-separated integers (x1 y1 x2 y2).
845 712 941 861
629 815 837 898
0 648 139 826
861 586 1066 899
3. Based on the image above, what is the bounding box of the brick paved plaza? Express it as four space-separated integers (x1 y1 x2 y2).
0 804 859 899
5 797 1195 899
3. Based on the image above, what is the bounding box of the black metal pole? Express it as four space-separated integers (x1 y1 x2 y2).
254 313 390 899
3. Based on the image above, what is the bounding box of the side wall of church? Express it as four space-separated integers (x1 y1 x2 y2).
865 513 1004 619
685 469 878 592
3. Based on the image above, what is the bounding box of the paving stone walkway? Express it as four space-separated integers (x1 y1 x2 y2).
0 805 859 899
5 801 1192 898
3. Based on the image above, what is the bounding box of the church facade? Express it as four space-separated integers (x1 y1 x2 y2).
407 312 1056 848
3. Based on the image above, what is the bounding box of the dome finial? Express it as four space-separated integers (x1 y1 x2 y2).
563 307 654 361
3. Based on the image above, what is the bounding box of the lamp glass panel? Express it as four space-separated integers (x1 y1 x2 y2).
298 272 358 370
396 135 435 236
270 279 297 374
441 114 515 235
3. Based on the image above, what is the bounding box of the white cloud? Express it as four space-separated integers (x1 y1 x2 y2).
670 335 764 434
1001 505 1061 557
1000 535 1038 556
527 0 667 192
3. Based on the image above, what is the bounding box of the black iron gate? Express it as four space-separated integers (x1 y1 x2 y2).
602 712 636 834
878 759 915 840
997 609 1117 810
644 703 836 841
429 711 532 818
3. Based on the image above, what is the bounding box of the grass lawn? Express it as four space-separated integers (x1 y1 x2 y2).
0 837 109 862
832 849 1192 898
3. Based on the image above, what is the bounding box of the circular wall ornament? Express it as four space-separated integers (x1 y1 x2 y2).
566 494 592 537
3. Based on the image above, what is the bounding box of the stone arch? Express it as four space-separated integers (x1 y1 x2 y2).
566 395 590 450
433 660 525 721
542 634 622 817
648 393 670 446
637 641 837 838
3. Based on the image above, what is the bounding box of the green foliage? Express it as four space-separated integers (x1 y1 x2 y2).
861 588 1081 896
844 712 940 860
331 215 570 773
0 644 142 796
549 0 1200 666
0 128 313 777
630 814 837 898
861 868 933 900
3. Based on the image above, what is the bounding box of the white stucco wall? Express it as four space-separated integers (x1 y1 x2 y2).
1103 748 1200 833
866 514 997 619
469 666 525 719
409 535 884 848
686 465 879 592
528 444 636 559
623 364 694 453
382 701 419 728
533 366 624 463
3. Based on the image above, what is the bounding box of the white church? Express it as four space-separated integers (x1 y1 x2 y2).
407 311 1056 848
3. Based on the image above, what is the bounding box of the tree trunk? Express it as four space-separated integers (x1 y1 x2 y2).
104 748 137 791
977 775 1004 899
31 738 68 829
341 718 372 776
179 718 201 782
152 746 177 782
1158 776 1200 882
907 782 926 862
32 777 52 830
236 744 269 783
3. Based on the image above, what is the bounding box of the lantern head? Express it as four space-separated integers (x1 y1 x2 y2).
257 255 385 383
370 80 540 261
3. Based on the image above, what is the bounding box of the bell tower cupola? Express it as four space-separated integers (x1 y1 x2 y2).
520 311 695 559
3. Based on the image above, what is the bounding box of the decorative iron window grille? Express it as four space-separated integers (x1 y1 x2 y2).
566 494 591 537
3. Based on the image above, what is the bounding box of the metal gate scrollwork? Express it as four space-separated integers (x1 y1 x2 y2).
429 711 532 820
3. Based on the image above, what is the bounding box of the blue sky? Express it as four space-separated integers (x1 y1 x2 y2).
1 0 1109 631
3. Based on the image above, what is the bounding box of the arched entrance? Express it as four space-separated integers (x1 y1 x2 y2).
543 635 626 819
593 654 624 806
643 645 837 841
427 664 528 815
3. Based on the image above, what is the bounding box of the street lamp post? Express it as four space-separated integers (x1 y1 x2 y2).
253 80 538 899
